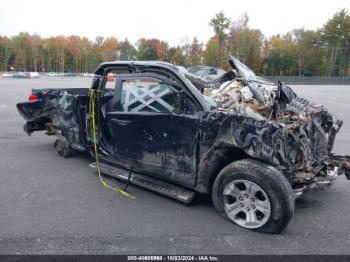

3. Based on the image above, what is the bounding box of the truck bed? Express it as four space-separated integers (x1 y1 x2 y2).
17 87 90 151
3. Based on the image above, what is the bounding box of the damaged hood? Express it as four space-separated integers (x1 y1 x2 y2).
187 57 347 180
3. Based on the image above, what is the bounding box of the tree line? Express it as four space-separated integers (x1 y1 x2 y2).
0 9 349 76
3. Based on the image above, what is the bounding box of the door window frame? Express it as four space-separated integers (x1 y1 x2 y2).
110 73 197 115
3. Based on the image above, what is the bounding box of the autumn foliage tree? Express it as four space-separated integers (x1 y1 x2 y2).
207 11 231 68
0 36 13 71
228 14 264 73
118 38 136 60
0 9 349 76
322 9 350 76
136 38 168 61
187 37 203 66
99 37 119 61
204 37 220 67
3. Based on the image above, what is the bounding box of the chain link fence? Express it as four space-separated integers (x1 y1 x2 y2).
264 76 350 85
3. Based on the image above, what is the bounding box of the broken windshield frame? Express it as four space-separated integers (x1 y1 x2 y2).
230 57 256 81
230 57 274 85
177 68 217 109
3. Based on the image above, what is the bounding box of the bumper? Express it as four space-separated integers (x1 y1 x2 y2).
293 156 350 199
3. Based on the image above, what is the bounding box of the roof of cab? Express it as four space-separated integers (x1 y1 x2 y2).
94 60 178 75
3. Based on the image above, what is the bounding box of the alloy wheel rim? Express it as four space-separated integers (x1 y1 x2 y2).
223 179 271 229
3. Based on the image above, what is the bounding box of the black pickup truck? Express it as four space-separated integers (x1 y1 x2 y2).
17 57 350 234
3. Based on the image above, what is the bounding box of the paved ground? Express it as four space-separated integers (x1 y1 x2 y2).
0 78 349 255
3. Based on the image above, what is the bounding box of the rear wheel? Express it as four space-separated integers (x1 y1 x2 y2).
212 159 295 234
54 139 71 158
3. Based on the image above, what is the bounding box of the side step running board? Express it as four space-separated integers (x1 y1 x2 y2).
89 162 196 204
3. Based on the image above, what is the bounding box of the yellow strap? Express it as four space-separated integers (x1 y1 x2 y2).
89 89 135 199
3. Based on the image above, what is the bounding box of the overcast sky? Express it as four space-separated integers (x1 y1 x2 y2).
0 0 348 46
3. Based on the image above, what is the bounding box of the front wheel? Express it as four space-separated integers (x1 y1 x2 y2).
212 159 295 234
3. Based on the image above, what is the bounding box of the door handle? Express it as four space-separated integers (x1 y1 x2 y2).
111 119 131 126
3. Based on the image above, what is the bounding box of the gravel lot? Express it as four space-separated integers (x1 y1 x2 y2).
0 78 349 254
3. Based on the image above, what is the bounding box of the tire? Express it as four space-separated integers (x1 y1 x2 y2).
54 139 64 156
54 139 71 158
62 145 71 158
212 159 295 234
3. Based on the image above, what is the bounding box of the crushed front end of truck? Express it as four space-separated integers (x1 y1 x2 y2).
185 57 350 197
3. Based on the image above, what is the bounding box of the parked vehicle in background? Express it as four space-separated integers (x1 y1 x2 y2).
63 73 78 77
1 72 40 78
29 72 40 78
46 72 78 77
1 72 15 78
13 72 30 78
80 73 94 77
47 72 58 77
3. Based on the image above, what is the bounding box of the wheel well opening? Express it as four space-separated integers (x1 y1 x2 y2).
206 147 248 193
